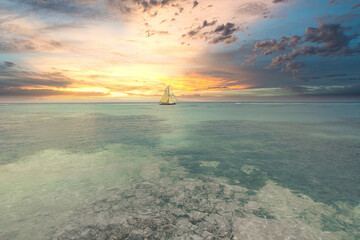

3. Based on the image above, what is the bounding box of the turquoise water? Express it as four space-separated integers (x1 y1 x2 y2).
0 103 359 239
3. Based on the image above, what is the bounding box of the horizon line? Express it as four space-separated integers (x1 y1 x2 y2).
1 101 360 104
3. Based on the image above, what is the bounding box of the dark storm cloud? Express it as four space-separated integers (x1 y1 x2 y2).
254 23 360 73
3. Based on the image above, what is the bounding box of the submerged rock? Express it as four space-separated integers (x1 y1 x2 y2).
55 176 340 240
188 211 207 223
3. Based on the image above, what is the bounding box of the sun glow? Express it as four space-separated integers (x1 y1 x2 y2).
161 74 253 92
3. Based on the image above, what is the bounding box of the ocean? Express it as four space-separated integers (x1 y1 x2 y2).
0 103 359 239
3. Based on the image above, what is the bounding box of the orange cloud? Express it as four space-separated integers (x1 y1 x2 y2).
161 73 253 92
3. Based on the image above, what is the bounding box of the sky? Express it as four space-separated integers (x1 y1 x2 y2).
0 0 359 102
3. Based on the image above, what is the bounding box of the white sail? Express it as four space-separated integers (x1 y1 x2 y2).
160 85 177 104
160 86 170 103
171 93 178 102
168 94 175 104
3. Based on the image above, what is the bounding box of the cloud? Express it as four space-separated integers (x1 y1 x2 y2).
131 0 280 47
328 0 335 6
3 0 333 101
0 72 72 89
105 0 132 14
107 0 179 13
0 15 23 24
145 29 169 37
0 13 65 53
164 72 253 92
305 85 360 98
0 38 35 53
303 23 358 55
316 13 360 24
0 88 109 97
350 3 360 10
255 23 360 73
0 61 168 99
272 0 288 3
39 23 87 32
282 61 305 73
317 85 360 97
11 0 106 19
183 19 217 37
0 62 73 93
0 37 63 53
183 21 241 45
3 61 16 68
236 2 269 16
282 85 309 93
293 74 360 83
254 35 302 55
282 84 360 99
209 23 240 44
240 54 257 66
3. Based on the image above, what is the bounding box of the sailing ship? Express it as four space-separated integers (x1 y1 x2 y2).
159 85 178 105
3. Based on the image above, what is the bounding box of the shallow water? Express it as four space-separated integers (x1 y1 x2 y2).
0 103 359 239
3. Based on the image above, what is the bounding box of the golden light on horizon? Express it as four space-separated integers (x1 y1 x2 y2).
161 74 253 92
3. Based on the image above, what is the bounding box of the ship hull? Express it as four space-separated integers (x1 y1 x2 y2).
159 103 176 105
